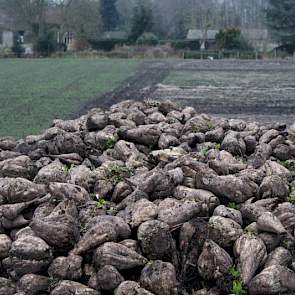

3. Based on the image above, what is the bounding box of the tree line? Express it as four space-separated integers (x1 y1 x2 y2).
0 0 294 54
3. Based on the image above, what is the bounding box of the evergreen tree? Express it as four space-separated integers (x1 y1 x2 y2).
11 34 25 57
216 27 246 50
100 0 120 31
174 16 189 39
129 0 154 42
267 0 295 50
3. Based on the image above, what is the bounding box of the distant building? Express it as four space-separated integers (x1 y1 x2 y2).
0 9 34 53
0 7 130 54
0 27 13 48
187 29 219 50
187 28 278 51
0 10 13 49
0 7 72 53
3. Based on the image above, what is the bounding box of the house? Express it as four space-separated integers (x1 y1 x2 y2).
187 29 219 49
187 28 278 51
0 9 34 54
0 7 71 54
0 26 13 48
0 10 13 49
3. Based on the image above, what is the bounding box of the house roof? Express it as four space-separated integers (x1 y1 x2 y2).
187 29 219 40
102 31 127 40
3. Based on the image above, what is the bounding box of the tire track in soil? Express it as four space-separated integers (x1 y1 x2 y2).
76 61 171 116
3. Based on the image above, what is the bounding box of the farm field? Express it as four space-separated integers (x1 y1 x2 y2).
0 58 140 138
154 60 295 124
1 58 295 138
89 59 295 125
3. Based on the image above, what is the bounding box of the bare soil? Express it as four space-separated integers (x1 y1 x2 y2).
78 61 171 113
80 59 295 124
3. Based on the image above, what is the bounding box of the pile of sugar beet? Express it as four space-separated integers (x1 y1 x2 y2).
1 100 295 295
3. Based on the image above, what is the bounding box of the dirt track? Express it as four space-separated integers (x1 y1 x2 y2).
78 61 171 113
81 59 295 124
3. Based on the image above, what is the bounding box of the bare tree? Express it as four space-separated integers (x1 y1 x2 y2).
0 0 269 43
61 0 102 41
1 0 48 40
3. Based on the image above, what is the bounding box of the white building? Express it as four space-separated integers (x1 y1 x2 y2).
0 28 13 48
0 10 14 49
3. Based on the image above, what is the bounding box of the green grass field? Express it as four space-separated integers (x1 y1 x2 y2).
0 58 140 138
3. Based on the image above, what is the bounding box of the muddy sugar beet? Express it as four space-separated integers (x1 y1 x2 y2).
0 100 295 295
